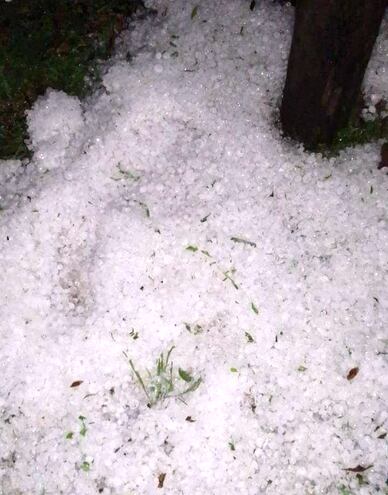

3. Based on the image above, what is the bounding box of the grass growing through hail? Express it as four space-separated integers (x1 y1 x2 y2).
128 346 202 407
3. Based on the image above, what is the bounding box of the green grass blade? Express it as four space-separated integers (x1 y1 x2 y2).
129 359 151 403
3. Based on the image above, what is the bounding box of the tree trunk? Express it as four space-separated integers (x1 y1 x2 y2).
280 0 386 151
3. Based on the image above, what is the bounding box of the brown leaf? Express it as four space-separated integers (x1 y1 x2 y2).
343 464 373 473
185 416 196 422
346 367 359 380
378 432 387 439
70 380 83 388
158 473 166 488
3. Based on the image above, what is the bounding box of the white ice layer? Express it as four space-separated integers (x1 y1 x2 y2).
0 1 387 495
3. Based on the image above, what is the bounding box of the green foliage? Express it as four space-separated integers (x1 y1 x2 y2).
184 322 203 335
230 236 257 247
319 98 388 156
331 117 387 153
222 269 239 290
78 415 87 437
191 6 199 19
178 367 193 382
186 245 198 252
128 346 202 407
0 0 145 159
339 486 352 495
251 302 259 314
80 460 91 472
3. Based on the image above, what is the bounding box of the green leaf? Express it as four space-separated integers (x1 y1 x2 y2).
129 359 151 403
356 474 366 486
65 431 74 439
251 302 259 314
230 367 238 373
186 245 198 252
230 236 256 247
178 368 193 382
136 201 150 218
297 365 307 372
79 416 87 437
180 377 202 395
245 331 254 343
156 355 164 375
191 6 198 19
80 461 90 472
193 324 203 334
223 271 239 290
184 322 203 334
165 346 175 367
111 163 140 182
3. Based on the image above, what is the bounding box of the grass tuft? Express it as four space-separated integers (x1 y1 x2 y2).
128 346 202 407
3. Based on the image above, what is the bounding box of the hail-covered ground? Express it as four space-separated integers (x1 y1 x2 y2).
1 1 388 494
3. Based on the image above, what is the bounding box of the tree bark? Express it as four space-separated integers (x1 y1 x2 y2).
280 0 386 151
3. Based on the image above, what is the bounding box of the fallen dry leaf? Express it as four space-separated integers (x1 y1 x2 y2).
343 464 373 473
158 473 166 488
70 380 83 388
346 367 359 380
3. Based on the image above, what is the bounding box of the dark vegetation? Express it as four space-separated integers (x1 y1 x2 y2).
0 0 145 160
332 109 388 155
